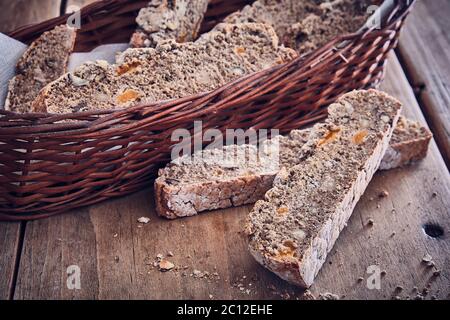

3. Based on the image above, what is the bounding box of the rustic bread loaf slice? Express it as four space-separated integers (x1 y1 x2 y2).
155 144 280 219
223 0 320 46
4 25 76 113
283 0 372 53
380 117 433 170
280 117 432 171
246 89 402 287
224 0 374 53
33 23 297 114
130 0 209 48
155 116 431 219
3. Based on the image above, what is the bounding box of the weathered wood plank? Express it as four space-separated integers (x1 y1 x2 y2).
0 0 63 301
0 0 61 33
0 222 22 300
398 0 450 168
13 54 450 300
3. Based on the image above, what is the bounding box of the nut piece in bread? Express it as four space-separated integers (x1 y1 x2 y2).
246 89 402 287
5 25 76 113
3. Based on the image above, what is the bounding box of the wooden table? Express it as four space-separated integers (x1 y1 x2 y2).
0 0 449 300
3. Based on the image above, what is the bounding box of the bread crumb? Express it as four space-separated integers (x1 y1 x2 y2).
138 217 151 224
318 292 340 300
159 259 175 271
422 253 432 263
414 294 424 300
193 269 202 278
301 290 316 300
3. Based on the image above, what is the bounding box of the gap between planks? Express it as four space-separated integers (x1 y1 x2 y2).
0 222 26 300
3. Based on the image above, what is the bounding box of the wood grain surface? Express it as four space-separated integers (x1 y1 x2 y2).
398 0 450 168
0 0 61 33
0 223 22 300
13 55 450 300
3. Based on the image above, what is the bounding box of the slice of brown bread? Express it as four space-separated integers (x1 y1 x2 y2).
155 145 281 219
33 23 297 114
224 0 374 53
155 116 431 219
283 0 372 53
130 0 209 48
4 25 76 113
246 89 402 287
223 0 320 45
380 116 433 170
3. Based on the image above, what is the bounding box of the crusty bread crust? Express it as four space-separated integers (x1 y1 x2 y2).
155 174 275 219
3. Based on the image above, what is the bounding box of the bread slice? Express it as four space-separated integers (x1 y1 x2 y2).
380 117 433 170
155 145 280 219
246 89 402 287
130 0 209 48
4 25 76 113
223 0 319 45
155 115 431 219
283 0 372 53
32 23 297 114
224 0 374 53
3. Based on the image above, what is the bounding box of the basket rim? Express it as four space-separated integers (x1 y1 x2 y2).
1 0 415 130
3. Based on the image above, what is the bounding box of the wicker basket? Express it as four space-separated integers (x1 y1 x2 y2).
0 0 416 221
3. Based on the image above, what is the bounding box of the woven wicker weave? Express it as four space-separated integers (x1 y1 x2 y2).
0 0 416 220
